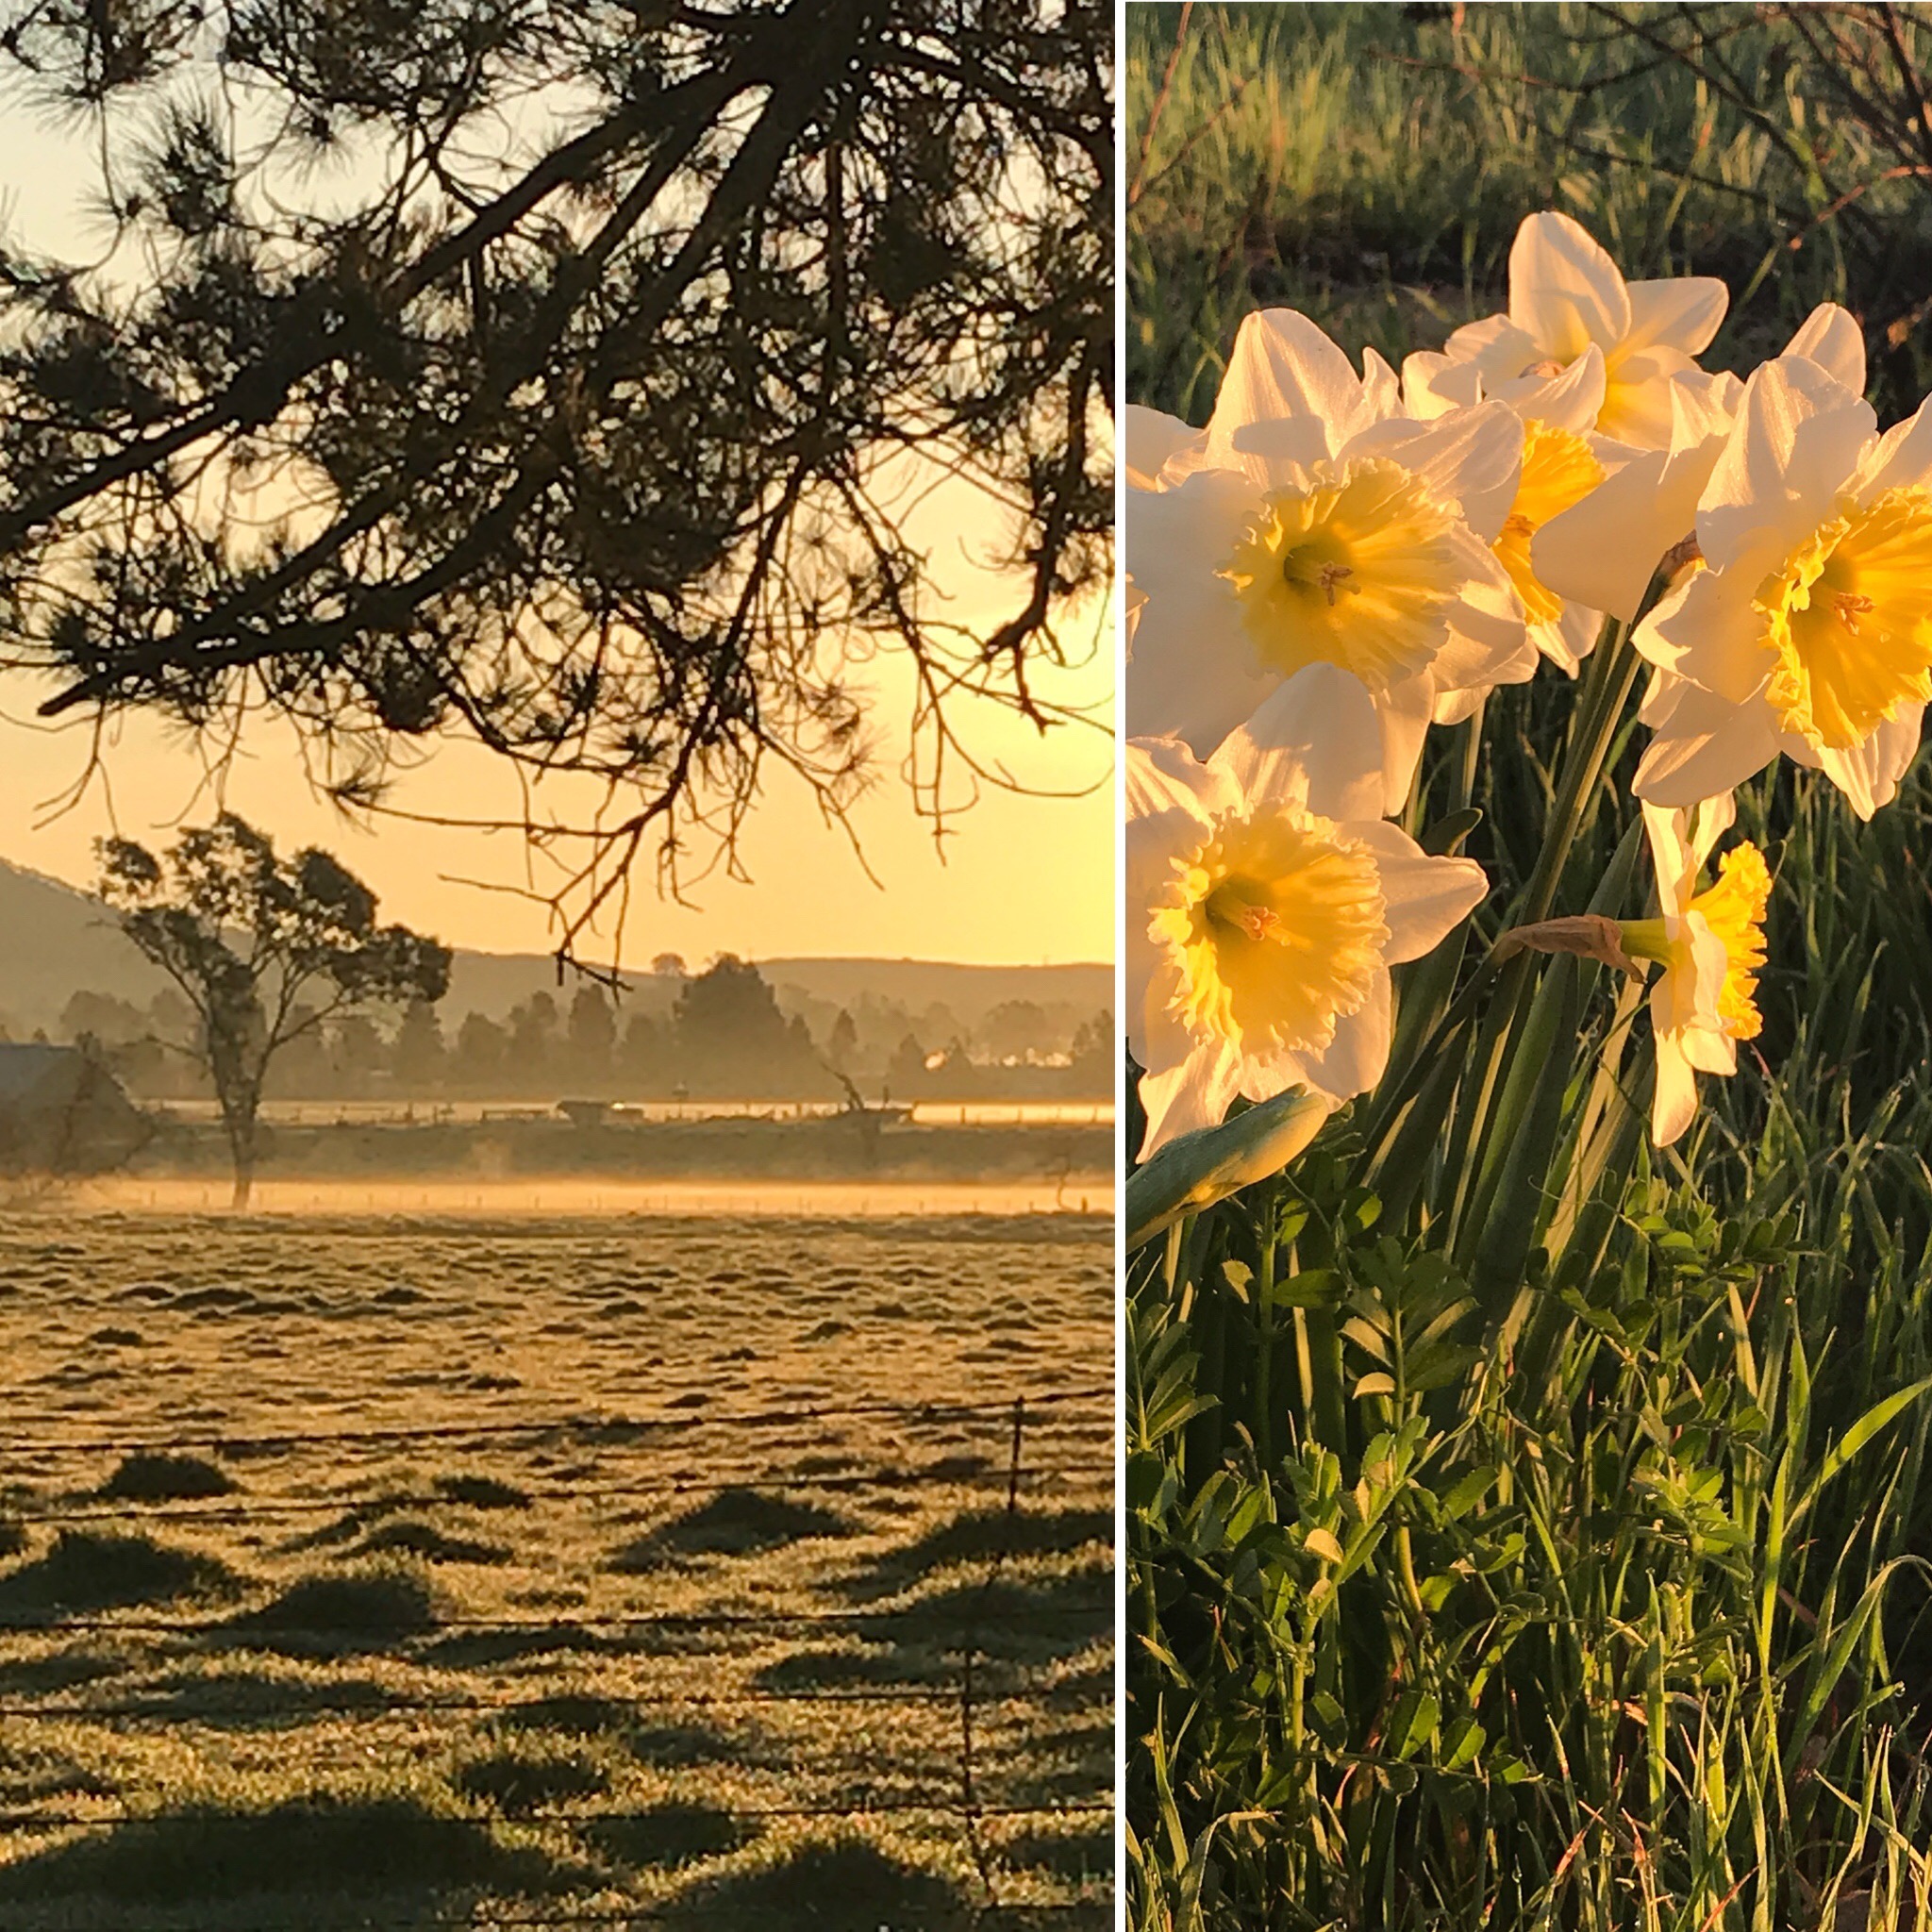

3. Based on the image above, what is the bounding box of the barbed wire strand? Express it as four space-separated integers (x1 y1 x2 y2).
0 1459 1115 1528
0 1596 1111 1641
0 1795 1113 1831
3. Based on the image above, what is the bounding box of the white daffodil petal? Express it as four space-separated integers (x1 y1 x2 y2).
1125 403 1204 491
1637 563 1770 705
1207 308 1373 464
1401 349 1484 419
1597 345 1703 450
1292 973 1393 1108
1817 706 1925 820
1531 447 1671 623
1679 1021 1738 1077
1435 534 1536 690
1507 342 1608 437
1624 275 1729 358
1444 311 1543 385
1350 822 1489 964
1138 1043 1243 1159
1361 347 1403 421
1689 791 1738 873
1699 357 1874 572
1634 681 1783 806
1125 735 1225 822
1213 664 1385 826
1784 303 1866 396
1641 802 1696 915
1651 1028 1699 1147
1543 598 1603 675
1344 400 1524 542
1849 389 1932 500
1378 673 1439 818
1510 211 1631 362
1432 685 1484 726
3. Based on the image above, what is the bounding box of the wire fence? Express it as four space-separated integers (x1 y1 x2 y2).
0 1382 1116 1924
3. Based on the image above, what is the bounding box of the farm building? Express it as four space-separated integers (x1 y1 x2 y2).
0 1044 151 1174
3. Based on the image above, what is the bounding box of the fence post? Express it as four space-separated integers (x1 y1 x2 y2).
958 1392 1026 1912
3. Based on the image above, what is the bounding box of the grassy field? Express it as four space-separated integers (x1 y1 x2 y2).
0 1208 1113 1929
1127 7 1932 1926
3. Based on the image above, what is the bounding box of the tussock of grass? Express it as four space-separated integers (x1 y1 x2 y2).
432 1472 532 1510
609 1488 856 1566
225 1565 439 1654
0 1530 238 1616
351 1518 512 1566
875 1506 1115 1574
658 1837 969 1929
95 1451 236 1502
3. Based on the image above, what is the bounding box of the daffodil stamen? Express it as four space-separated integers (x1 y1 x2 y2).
1220 457 1465 695
1152 810 1390 1060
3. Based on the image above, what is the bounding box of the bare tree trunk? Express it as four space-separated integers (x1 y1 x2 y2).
223 1095 260 1209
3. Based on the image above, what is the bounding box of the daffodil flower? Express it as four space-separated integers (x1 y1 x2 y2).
1432 211 1730 448
1531 304 1863 627
1127 308 1533 812
1632 352 1932 819
1625 796 1771 1146
1127 664 1489 1158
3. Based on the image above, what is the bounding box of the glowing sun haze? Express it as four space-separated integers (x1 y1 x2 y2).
0 89 1113 967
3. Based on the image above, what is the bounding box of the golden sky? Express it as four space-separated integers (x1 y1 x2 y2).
0 81 1113 967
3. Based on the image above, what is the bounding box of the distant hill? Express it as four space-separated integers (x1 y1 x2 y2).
0 858 1109 1040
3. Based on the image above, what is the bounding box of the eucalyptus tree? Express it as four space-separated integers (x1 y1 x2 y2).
99 813 450 1204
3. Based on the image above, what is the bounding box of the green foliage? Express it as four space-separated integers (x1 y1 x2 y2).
1128 4 1932 427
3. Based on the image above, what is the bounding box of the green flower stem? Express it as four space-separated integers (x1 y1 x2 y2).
1256 1184 1278 1471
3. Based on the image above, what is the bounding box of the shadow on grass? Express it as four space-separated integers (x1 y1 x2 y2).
753 1646 949 1692
433 1473 532 1510
657 1837 969 1928
453 1747 609 1819
0 1649 134 1696
745 1569 1111 1697
623 1723 746 1769
608 1489 858 1570
994 1825 1114 1889
0 1532 240 1622
0 1795 596 1917
580 1801 752 1872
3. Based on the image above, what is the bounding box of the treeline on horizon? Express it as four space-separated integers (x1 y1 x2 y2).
42 953 1115 1106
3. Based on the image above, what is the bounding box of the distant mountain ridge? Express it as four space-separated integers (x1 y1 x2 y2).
0 857 1109 1038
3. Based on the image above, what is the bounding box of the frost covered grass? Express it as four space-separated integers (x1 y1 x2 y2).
0 1210 1113 1928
